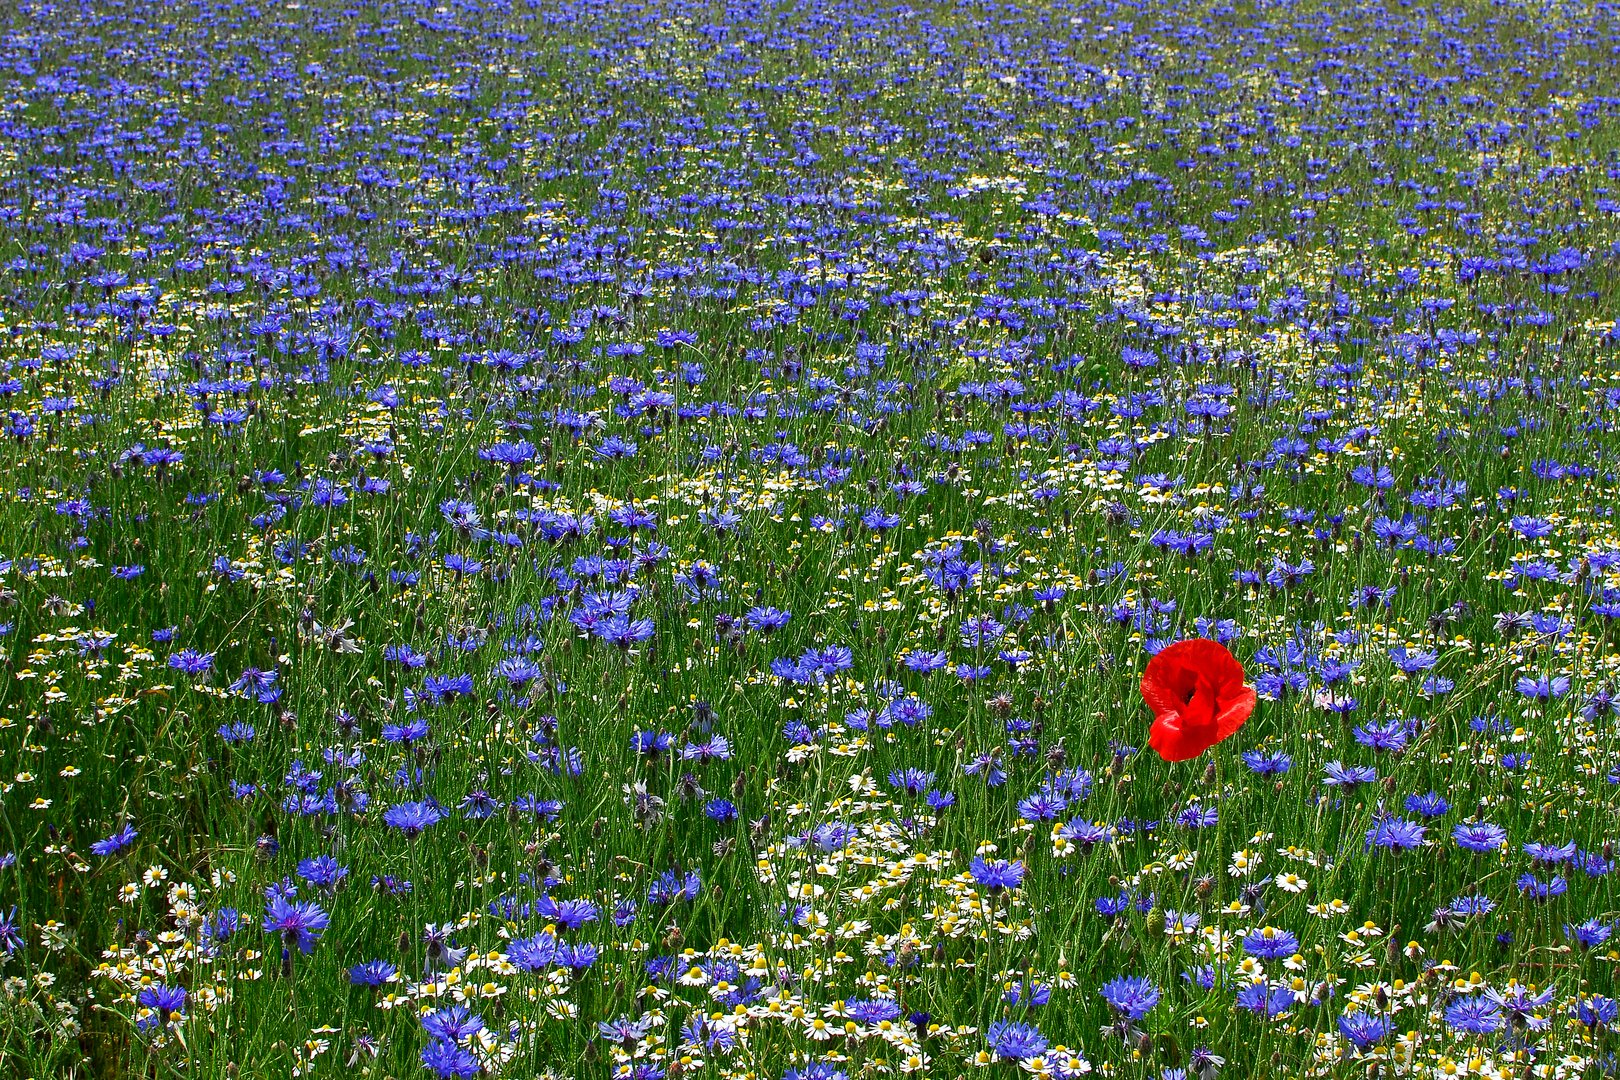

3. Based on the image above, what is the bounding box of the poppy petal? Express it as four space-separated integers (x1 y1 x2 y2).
1148 716 1204 762
1215 686 1258 740
1141 638 1254 762
1140 672 1188 721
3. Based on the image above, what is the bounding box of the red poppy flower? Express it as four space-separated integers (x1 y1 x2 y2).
1141 638 1256 762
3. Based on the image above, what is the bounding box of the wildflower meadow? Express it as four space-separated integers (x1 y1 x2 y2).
0 0 1617 1076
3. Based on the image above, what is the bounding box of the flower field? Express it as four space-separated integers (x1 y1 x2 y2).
0 0 1618 1076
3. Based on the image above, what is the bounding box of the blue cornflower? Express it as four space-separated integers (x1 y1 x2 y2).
744 606 791 633
884 695 932 726
593 435 638 459
135 985 187 1032
964 752 1006 786
382 800 447 837
1387 646 1437 674
459 791 501 820
1514 674 1570 700
90 823 138 857
228 666 281 703
1510 516 1555 539
1045 768 1094 801
1016 790 1068 821
632 730 674 756
681 735 732 762
382 717 430 744
1365 817 1426 851
296 855 349 892
422 1005 485 1042
262 894 329 954
1444 995 1503 1034
888 768 934 795
1064 820 1114 851
1235 981 1295 1017
349 959 398 986
1176 805 1219 829
1405 792 1450 818
861 508 900 531
599 615 656 649
218 721 257 744
1323 761 1377 788
1451 895 1497 916
1523 840 1577 865
203 909 242 943
1337 1010 1390 1050
847 997 903 1025
969 857 1025 892
1099 975 1161 1020
902 649 950 673
1242 927 1299 959
497 656 542 686
1001 981 1052 1007
508 931 559 972
1576 996 1619 1029
1566 919 1613 949
1452 822 1507 853
598 1014 656 1045
1352 719 1409 753
167 648 215 676
1576 849 1615 877
986 1020 1047 1060
1241 750 1292 775
1515 873 1568 901
420 1039 480 1078
783 1065 847 1080
1486 983 1555 1028
648 868 702 905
